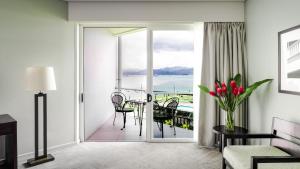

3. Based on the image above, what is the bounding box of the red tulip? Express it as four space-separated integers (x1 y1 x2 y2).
209 91 217 96
217 88 222 95
215 82 219 89
222 86 227 93
238 86 245 94
233 87 239 96
230 80 237 88
221 82 226 87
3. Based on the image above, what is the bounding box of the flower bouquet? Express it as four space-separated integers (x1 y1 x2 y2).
199 74 272 131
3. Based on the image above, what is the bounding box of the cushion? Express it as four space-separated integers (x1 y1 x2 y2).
223 145 300 169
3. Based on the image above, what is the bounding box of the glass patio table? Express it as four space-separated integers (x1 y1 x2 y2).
126 100 146 136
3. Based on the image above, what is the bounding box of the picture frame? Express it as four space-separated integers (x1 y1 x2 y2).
278 24 300 95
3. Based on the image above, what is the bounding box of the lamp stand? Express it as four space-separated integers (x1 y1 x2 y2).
24 92 54 167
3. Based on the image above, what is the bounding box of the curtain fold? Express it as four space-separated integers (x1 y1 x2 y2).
198 22 247 147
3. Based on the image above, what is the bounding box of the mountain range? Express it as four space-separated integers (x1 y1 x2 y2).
123 66 193 76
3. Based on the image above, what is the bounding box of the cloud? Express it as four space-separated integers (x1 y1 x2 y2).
121 30 194 70
153 31 194 52
153 41 193 52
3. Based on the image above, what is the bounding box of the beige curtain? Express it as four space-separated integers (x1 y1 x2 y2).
198 22 247 146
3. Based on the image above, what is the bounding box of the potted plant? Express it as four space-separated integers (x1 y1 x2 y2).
199 74 272 131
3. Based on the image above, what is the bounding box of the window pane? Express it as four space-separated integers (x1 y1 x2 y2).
152 30 194 139
121 30 147 100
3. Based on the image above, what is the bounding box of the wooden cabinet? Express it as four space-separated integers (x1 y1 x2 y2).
0 114 17 169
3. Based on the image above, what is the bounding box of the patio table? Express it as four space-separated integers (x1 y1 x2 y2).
126 100 146 136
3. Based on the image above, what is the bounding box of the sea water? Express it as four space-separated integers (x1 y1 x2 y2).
121 75 193 100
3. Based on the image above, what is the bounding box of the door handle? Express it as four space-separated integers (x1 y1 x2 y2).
147 94 152 102
80 93 84 103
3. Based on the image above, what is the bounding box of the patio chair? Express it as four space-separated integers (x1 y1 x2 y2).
153 97 179 138
111 92 135 130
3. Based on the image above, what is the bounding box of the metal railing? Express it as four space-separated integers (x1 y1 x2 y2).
115 87 146 92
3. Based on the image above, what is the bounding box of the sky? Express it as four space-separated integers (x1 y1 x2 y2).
121 30 194 70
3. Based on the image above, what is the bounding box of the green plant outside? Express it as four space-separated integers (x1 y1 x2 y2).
182 122 190 129
154 94 193 104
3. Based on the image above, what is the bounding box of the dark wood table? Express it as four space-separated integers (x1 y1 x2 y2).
0 114 17 169
213 125 248 152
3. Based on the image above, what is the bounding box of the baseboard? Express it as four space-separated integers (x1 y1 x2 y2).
18 142 77 163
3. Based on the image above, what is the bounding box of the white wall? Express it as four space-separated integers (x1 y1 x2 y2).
68 1 244 22
0 0 75 155
246 0 300 134
83 28 117 139
0 0 245 155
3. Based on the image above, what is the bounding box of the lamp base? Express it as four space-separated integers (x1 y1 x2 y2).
24 154 55 168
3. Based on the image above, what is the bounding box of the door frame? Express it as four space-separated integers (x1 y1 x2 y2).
76 23 198 143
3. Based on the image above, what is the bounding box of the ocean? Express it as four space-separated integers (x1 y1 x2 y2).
121 75 193 100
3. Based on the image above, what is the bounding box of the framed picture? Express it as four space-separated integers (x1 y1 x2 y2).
279 24 300 95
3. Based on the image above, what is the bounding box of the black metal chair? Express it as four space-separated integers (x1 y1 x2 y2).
153 97 179 138
111 92 135 130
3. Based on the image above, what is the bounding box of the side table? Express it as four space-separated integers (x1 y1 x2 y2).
0 114 17 169
213 125 248 152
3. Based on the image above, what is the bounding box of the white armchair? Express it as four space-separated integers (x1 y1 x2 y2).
222 117 300 169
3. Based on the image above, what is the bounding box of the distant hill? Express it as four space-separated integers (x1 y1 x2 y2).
123 66 193 76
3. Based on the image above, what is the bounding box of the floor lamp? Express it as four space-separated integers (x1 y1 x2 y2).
24 66 56 167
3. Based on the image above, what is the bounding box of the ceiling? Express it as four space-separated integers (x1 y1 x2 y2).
65 0 244 2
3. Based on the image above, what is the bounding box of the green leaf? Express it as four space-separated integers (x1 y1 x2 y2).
234 74 242 86
198 85 210 94
216 97 226 110
237 79 273 105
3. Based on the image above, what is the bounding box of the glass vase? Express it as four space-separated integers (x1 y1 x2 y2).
226 110 235 131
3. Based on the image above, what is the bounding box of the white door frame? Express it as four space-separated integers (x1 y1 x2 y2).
76 23 198 143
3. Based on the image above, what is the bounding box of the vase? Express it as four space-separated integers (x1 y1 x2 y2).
226 110 235 131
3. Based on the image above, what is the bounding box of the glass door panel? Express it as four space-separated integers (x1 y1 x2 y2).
151 30 194 139
120 30 147 101
119 29 148 141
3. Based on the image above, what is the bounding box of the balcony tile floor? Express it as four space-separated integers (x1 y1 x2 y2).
87 112 193 141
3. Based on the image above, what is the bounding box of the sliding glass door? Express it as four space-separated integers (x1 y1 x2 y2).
82 27 148 142
147 27 195 141
80 25 196 142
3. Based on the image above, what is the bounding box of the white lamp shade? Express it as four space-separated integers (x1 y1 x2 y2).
26 66 57 92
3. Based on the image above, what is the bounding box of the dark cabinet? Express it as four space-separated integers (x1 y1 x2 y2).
0 114 17 169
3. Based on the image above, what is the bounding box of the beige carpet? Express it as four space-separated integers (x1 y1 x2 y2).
19 142 221 169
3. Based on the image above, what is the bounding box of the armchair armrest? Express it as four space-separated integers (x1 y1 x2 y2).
224 133 278 139
251 156 300 169
222 134 279 150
